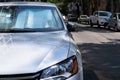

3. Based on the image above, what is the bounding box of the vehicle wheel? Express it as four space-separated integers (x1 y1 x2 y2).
104 24 107 28
97 21 100 28
87 21 89 25
80 21 81 24
107 25 111 30
90 21 93 27
114 25 119 31
104 25 106 28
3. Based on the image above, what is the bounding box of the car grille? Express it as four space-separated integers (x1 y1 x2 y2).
0 72 41 80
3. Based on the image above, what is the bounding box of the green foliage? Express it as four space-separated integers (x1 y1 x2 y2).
48 0 71 15
47 0 58 3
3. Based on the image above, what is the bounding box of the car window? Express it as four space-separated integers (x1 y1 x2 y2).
0 6 64 32
93 12 98 16
99 12 108 16
0 7 12 29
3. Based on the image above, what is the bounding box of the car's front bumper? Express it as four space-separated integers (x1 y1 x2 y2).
99 18 109 26
99 21 108 26
80 19 89 22
0 71 83 80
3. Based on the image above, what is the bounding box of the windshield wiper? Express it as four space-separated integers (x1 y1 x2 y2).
0 28 58 33
0 28 36 33
9 28 34 32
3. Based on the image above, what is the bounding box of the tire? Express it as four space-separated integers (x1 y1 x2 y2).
104 25 106 28
107 25 111 30
114 24 119 31
97 21 100 28
90 21 93 27
104 23 107 28
80 21 81 24
87 21 89 25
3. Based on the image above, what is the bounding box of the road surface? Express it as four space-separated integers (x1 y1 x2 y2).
71 23 120 80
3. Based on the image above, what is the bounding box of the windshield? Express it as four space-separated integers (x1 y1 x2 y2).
81 15 88 18
0 6 64 32
99 12 109 17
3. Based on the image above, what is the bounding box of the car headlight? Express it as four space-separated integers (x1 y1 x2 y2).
104 18 108 22
40 55 78 80
99 18 108 22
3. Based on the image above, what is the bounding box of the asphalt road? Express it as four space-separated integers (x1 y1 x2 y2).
71 23 120 80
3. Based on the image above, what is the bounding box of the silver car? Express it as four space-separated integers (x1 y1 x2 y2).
0 2 83 80
107 13 120 31
90 11 112 27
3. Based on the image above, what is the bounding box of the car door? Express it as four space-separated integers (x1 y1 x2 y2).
116 14 120 26
109 14 117 27
93 12 98 24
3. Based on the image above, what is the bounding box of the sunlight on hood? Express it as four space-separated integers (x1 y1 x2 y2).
0 32 70 74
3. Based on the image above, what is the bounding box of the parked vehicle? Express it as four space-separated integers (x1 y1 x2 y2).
107 13 120 31
90 11 112 27
67 13 78 21
79 15 89 24
0 2 83 80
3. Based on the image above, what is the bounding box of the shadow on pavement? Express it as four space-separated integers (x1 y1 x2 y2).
83 69 99 80
77 39 120 80
75 24 116 33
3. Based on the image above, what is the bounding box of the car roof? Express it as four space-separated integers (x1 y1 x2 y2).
80 15 88 16
95 10 111 13
95 11 112 16
0 2 56 7
98 11 112 14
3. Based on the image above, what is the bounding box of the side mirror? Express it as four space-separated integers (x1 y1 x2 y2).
66 22 76 32
63 15 68 22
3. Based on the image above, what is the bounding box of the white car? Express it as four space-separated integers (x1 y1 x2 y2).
0 2 83 80
107 13 120 31
90 11 112 27
79 15 89 24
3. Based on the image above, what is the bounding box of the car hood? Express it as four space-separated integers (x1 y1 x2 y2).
99 16 110 22
99 16 110 19
0 31 70 74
